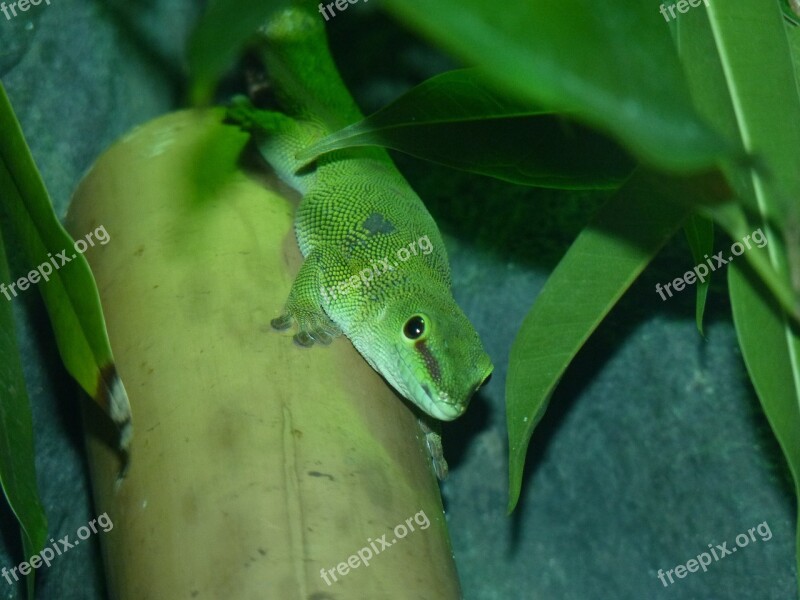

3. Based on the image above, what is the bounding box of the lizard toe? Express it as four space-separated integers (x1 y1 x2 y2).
293 331 316 347
271 314 294 331
298 316 339 346
311 329 333 345
273 303 341 348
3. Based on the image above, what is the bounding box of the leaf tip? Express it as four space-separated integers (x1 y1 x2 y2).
98 364 133 452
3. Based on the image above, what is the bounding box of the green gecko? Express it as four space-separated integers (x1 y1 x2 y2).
228 7 492 477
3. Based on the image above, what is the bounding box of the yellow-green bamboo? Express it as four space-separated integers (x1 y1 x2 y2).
66 108 461 600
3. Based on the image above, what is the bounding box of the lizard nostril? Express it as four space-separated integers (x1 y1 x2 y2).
472 372 492 396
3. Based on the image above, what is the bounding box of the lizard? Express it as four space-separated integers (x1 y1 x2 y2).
227 5 493 478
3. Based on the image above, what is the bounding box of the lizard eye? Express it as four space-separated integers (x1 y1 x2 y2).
403 315 426 340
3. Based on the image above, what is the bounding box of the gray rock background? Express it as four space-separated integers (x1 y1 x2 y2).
0 1 795 599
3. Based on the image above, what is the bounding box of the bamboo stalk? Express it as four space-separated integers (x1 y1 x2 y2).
66 108 461 599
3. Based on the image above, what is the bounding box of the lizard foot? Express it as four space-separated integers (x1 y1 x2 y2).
271 311 341 347
418 417 448 480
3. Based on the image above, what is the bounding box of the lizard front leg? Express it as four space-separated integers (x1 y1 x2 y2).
271 250 341 347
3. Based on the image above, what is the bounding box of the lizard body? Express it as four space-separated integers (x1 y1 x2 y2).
232 8 492 428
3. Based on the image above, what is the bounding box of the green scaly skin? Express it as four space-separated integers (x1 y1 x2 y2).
230 7 493 469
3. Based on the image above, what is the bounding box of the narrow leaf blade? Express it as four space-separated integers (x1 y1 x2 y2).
506 170 727 512
683 214 714 335
678 4 800 322
0 83 131 448
297 69 635 190
699 0 800 587
729 262 800 587
0 228 47 598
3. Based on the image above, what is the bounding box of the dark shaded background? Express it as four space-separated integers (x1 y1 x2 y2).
0 1 795 598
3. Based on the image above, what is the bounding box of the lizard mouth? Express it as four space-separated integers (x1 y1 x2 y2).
419 383 464 421
392 345 493 421
421 371 492 421
395 352 464 420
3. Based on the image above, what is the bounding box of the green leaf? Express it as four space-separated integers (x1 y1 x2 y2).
703 1 800 229
382 0 733 172
790 19 800 78
296 69 635 189
709 203 799 321
704 0 800 586
680 0 800 589
506 170 727 512
729 263 800 590
683 214 714 336
677 3 800 323
0 82 131 448
188 0 291 104
781 0 800 26
0 228 47 600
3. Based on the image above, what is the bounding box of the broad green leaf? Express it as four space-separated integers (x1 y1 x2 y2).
0 83 131 448
683 214 714 335
296 69 635 189
506 170 728 512
0 228 47 600
188 0 290 104
382 0 733 172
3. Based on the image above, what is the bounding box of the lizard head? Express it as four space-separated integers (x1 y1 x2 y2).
352 291 493 421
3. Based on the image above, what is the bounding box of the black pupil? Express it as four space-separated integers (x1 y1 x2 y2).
404 316 425 339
